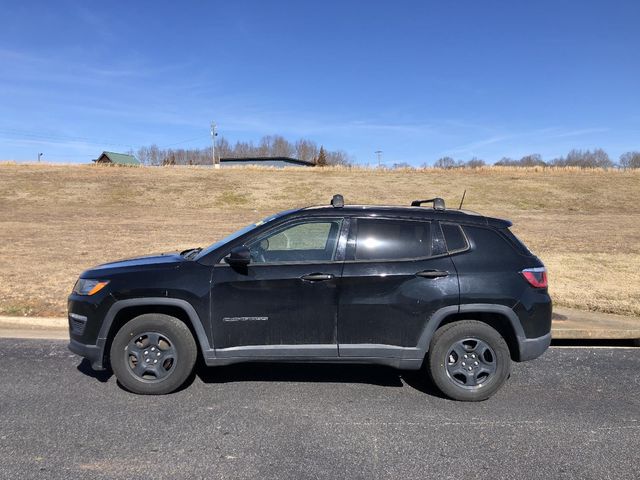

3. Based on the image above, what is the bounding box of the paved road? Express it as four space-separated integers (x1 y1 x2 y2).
1 340 639 480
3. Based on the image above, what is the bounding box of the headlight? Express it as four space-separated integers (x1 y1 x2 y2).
72 279 110 296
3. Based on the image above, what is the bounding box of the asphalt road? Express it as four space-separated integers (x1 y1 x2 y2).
1 340 639 480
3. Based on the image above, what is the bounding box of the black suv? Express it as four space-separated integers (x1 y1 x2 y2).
68 196 551 401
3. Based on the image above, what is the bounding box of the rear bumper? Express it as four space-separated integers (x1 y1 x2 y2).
68 339 106 371
517 332 551 361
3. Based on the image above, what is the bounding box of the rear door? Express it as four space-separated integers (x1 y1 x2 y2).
338 217 459 357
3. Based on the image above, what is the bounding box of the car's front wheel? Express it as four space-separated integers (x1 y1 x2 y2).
427 320 511 401
110 313 197 395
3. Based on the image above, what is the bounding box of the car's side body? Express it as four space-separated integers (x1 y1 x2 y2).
68 204 552 376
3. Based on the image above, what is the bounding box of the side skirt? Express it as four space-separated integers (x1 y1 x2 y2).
203 344 424 370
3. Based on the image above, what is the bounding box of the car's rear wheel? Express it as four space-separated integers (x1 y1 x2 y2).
427 320 511 401
110 313 197 395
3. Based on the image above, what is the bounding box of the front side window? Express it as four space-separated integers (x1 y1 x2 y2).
355 219 431 261
247 219 343 264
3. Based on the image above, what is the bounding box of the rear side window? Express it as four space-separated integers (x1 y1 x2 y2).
355 219 431 261
441 223 469 253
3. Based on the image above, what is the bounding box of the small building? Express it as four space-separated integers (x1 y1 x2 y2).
219 156 315 168
93 151 140 166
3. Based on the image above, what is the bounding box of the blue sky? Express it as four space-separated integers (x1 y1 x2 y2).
1 0 639 165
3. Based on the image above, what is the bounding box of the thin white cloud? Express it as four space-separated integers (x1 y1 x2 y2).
444 135 513 155
548 127 609 138
442 126 610 157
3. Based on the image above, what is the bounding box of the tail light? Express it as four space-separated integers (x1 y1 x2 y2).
521 267 548 288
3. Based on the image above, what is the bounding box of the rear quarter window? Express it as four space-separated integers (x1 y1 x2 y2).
463 225 523 261
441 223 469 253
500 228 534 256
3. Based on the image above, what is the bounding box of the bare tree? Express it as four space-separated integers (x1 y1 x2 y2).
135 146 150 165
464 157 486 168
148 144 161 166
216 137 233 158
257 136 272 156
271 135 294 157
519 154 546 166
392 162 413 169
325 149 351 166
434 157 458 169
494 156 516 166
294 139 316 162
553 149 613 168
496 154 545 167
620 151 640 169
234 141 253 157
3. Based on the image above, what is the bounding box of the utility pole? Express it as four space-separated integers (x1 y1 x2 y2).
210 122 219 169
375 150 383 168
38 152 43 163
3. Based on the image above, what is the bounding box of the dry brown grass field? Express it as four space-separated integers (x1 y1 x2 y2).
0 163 638 318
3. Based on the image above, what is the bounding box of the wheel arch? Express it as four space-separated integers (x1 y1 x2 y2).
418 304 527 362
98 298 212 368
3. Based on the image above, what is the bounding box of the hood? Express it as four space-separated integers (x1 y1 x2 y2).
85 252 185 274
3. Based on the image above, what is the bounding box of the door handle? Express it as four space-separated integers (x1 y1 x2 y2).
301 273 335 282
415 270 449 279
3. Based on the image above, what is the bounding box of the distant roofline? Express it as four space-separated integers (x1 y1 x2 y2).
220 156 315 166
94 151 139 165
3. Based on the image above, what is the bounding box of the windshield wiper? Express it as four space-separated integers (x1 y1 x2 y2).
180 247 202 259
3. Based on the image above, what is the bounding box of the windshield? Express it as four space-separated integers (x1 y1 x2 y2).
194 209 298 260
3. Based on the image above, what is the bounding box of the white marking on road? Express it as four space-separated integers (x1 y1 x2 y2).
550 346 638 350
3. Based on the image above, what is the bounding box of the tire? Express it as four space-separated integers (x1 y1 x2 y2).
427 320 511 401
110 313 197 395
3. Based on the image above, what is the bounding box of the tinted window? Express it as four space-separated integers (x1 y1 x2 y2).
247 220 342 263
500 228 534 256
441 223 469 253
355 219 431 261
463 225 521 262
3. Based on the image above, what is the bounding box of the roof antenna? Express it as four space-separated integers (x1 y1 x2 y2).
458 190 467 210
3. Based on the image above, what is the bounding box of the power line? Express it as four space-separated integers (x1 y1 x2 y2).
0 128 135 149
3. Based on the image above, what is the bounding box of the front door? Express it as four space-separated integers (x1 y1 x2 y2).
211 217 346 358
338 217 459 356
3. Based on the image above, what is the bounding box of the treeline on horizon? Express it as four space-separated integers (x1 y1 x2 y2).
413 149 640 169
129 136 640 169
130 135 350 166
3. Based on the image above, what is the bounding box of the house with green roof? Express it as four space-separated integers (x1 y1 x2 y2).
93 151 140 166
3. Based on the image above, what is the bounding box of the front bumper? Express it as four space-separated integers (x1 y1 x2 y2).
67 293 113 371
68 338 106 371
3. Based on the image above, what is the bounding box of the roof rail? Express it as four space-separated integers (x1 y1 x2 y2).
411 197 445 210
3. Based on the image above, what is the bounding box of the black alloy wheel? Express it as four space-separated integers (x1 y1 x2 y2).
110 313 197 395
427 320 511 401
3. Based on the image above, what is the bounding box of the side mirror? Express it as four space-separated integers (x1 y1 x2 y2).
224 245 251 266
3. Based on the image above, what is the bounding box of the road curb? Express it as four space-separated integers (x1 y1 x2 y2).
0 316 67 329
552 307 640 340
0 308 638 341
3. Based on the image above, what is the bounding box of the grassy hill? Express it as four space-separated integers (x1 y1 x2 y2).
1 163 638 317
